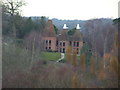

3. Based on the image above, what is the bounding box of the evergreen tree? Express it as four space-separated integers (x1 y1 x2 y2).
80 53 86 72
72 49 77 67
66 46 72 64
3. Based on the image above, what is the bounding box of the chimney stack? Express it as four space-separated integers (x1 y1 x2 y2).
47 20 54 32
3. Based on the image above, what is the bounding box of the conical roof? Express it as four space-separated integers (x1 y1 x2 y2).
57 29 69 41
72 29 83 41
71 24 82 41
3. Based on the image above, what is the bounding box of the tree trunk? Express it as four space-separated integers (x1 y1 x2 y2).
29 37 36 70
103 38 107 69
11 15 16 38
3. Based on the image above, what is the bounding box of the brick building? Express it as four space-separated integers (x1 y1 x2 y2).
42 20 83 54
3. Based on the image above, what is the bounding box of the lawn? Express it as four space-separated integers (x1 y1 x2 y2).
40 52 81 62
59 54 81 63
41 52 61 61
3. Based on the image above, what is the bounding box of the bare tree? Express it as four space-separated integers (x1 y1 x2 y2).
83 19 117 57
3 0 26 38
24 31 42 52
24 31 43 70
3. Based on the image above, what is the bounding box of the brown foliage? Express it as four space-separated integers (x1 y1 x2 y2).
103 53 111 60
115 32 118 48
72 73 78 88
66 46 72 64
80 53 86 72
24 31 42 51
109 56 118 77
80 82 86 88
83 19 117 56
103 53 111 71
90 56 95 74
72 49 77 67
98 60 106 80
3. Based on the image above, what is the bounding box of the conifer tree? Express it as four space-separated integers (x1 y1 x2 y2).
72 49 77 67
66 46 72 64
115 32 118 48
109 32 118 77
72 73 78 88
80 53 86 72
98 60 106 80
109 56 118 77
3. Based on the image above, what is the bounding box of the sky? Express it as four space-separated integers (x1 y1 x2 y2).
22 0 119 20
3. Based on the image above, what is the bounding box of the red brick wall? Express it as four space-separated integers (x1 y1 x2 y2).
71 41 83 54
57 40 83 54
57 41 69 53
42 37 57 51
42 37 83 54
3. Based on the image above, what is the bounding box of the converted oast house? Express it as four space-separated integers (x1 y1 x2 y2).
42 20 83 54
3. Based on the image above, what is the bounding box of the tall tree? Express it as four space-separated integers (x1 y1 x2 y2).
39 16 47 32
54 25 58 34
66 46 72 64
80 53 86 72
68 28 76 35
72 49 77 67
83 19 117 57
80 42 92 66
2 4 12 36
3 0 26 38
90 56 96 74
98 60 106 80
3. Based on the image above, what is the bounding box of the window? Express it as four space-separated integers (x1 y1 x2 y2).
63 48 65 53
77 42 79 47
60 42 62 46
49 47 51 49
46 40 48 44
56 40 58 46
60 48 62 52
63 42 65 46
69 41 72 46
49 40 51 45
74 42 76 47
77 48 79 51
